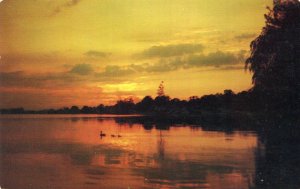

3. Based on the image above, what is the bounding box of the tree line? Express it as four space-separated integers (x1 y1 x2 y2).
0 88 296 116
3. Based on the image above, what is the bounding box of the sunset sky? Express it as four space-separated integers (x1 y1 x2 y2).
0 0 272 109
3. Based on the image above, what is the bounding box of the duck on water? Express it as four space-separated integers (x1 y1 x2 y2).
111 134 122 137
100 131 122 138
100 131 106 137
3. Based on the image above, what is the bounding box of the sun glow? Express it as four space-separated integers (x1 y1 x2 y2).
102 82 148 93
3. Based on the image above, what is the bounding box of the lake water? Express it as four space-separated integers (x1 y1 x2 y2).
0 114 299 189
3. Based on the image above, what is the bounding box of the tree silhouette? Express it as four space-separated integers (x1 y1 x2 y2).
157 81 165 97
136 96 154 113
245 0 300 98
70 106 80 114
115 98 135 114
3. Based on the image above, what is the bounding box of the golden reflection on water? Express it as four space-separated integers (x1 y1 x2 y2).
0 115 258 189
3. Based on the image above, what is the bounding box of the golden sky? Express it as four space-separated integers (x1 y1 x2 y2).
0 0 272 109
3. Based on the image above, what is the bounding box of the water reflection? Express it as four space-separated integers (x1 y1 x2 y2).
253 129 300 189
0 115 298 189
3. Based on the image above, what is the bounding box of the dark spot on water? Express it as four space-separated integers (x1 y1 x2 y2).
85 168 105 176
85 181 97 185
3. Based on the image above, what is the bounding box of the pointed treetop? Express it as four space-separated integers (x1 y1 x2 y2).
157 81 165 97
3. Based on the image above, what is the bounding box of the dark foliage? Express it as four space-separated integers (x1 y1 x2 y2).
245 0 300 110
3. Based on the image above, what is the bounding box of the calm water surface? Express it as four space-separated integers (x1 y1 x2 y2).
0 114 293 189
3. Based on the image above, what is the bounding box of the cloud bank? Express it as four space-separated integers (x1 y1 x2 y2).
136 43 204 59
70 63 94 75
84 51 109 58
234 33 257 41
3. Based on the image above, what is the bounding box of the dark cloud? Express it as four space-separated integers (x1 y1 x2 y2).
0 71 51 88
234 33 256 41
187 51 245 67
94 50 246 75
97 65 135 78
142 62 177 73
141 58 182 73
70 64 94 75
65 0 81 7
0 70 86 88
136 43 204 59
138 50 247 73
0 65 132 90
0 71 24 86
84 51 109 58
218 65 244 71
51 0 82 16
